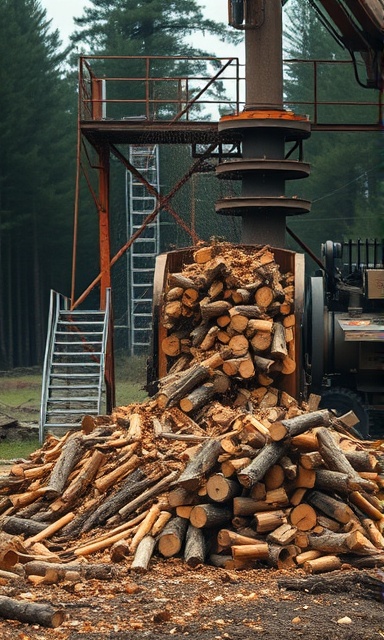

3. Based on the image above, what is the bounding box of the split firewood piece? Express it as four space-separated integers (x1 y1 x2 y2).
349 491 383 520
267 523 297 546
189 504 232 529
269 409 331 442
193 245 213 264
199 326 220 351
300 451 323 469
43 434 85 498
307 490 354 524
294 465 316 489
24 512 75 548
175 438 222 492
130 504 161 553
231 289 252 305
151 511 173 537
291 432 319 451
303 555 342 574
206 473 241 503
60 449 107 505
245 318 273 339
130 535 156 573
295 550 322 565
361 518 384 548
221 457 252 478
94 453 140 495
270 322 288 360
217 529 260 548
194 257 228 289
158 516 188 558
0 595 65 628
254 510 287 534
182 288 199 309
237 441 289 488
289 504 317 531
208 280 224 300
316 427 377 493
157 349 231 408
231 543 270 561
162 300 183 328
184 524 206 567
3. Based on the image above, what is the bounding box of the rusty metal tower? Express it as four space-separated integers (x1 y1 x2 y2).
215 0 312 247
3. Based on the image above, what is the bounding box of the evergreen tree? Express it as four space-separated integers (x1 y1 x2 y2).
0 0 76 368
283 0 383 260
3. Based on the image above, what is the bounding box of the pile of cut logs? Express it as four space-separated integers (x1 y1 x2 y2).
0 243 383 588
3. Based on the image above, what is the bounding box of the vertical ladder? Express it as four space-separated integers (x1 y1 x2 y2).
39 290 111 443
127 144 160 354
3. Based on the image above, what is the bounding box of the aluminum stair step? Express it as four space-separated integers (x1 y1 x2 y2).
46 408 97 415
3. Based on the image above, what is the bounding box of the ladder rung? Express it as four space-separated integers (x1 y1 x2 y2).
48 397 99 403
49 384 99 390
55 341 102 346
46 409 97 415
53 352 102 357
50 373 100 378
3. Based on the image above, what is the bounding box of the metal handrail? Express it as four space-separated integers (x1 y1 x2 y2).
98 287 111 414
79 55 382 128
39 290 70 443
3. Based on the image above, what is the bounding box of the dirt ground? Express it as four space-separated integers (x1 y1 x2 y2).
0 558 383 640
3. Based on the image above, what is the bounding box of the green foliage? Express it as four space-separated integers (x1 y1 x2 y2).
0 0 77 368
283 0 383 257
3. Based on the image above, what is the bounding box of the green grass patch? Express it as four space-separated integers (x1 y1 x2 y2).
0 438 40 461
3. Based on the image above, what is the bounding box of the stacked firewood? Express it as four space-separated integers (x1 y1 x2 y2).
0 243 383 587
157 243 297 410
0 404 383 581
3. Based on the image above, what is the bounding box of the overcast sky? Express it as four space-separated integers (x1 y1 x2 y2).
39 0 243 59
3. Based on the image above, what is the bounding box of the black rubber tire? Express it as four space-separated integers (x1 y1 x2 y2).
319 387 370 439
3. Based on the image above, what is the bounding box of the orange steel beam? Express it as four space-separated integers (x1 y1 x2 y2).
98 145 111 310
71 143 217 311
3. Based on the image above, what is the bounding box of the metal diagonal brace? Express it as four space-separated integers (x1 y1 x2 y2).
71 142 219 310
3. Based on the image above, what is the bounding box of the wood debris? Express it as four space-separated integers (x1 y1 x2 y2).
0 243 383 620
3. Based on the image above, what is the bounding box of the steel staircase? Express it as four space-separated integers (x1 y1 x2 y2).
39 290 111 442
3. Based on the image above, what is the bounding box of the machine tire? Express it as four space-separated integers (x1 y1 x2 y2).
319 387 370 439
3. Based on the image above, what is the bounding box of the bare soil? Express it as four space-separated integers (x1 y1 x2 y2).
0 559 383 639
